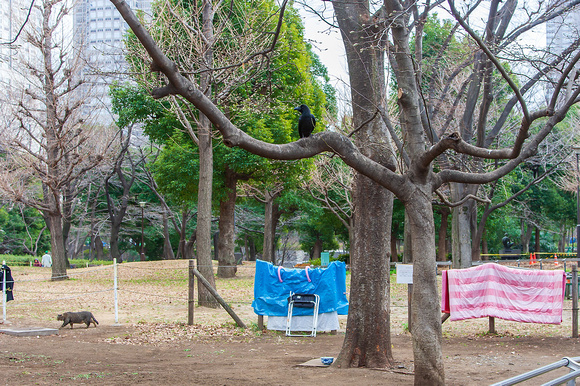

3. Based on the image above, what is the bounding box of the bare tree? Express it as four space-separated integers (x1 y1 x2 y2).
110 0 580 383
0 0 112 280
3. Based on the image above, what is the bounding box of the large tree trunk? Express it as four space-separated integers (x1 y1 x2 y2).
47 212 67 280
406 191 444 384
197 112 217 307
217 168 237 277
333 1 394 368
195 0 218 308
337 173 393 368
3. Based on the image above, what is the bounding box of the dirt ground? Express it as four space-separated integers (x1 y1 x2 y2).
1 261 580 385
1 321 579 385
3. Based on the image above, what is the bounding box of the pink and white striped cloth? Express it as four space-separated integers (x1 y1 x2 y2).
441 264 566 324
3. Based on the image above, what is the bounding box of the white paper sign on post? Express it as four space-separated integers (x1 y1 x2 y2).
396 264 413 284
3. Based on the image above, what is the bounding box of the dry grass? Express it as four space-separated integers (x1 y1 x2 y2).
2 260 575 340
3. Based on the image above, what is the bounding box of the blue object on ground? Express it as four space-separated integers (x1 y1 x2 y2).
252 260 349 316
321 357 334 365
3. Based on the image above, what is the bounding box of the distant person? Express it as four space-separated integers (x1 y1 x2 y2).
33 259 41 267
41 251 52 267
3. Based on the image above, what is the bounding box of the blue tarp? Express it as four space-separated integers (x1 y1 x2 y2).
252 259 349 316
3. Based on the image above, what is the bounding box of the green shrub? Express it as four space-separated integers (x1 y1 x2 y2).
0 254 35 266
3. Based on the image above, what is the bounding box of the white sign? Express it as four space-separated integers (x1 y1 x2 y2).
396 264 413 284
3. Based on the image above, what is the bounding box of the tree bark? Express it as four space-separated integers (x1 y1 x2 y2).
437 207 450 261
333 1 394 369
197 111 217 307
405 189 444 384
262 190 280 263
312 237 322 260
391 220 399 262
162 209 175 260
522 221 533 255
451 183 472 268
94 235 105 261
48 212 67 280
248 238 257 261
217 168 237 277
195 0 218 308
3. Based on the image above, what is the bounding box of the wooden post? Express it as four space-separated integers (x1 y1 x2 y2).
190 266 247 329
188 259 195 325
257 315 264 330
489 317 495 334
573 265 578 338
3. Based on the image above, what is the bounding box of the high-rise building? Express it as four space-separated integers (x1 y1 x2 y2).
546 2 580 55
0 0 37 88
545 1 580 104
73 0 151 123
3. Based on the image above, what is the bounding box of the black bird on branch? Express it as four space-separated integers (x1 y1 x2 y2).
294 104 316 138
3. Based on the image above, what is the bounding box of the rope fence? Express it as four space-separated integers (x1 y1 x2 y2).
1 258 579 336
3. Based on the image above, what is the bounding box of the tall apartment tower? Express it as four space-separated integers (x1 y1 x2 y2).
73 0 151 122
546 1 580 104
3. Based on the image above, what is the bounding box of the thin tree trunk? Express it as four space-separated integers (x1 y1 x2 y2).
522 222 533 255
262 191 281 263
391 221 399 262
404 212 412 263
437 207 450 261
162 209 175 260
451 183 472 268
248 238 256 261
217 168 238 277
95 235 104 260
312 237 322 260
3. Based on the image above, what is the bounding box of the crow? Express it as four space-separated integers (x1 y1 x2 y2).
294 104 316 138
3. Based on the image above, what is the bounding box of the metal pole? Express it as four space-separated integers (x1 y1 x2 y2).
576 152 580 270
2 261 6 323
140 205 145 261
114 258 119 325
575 151 580 339
573 265 578 338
